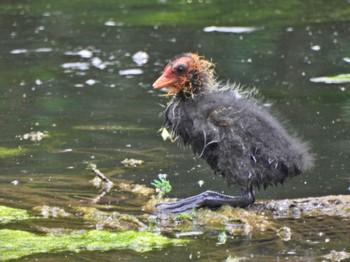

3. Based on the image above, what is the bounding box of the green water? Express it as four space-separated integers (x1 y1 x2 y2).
1 0 350 260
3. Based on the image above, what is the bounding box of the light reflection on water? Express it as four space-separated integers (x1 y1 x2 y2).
0 1 350 261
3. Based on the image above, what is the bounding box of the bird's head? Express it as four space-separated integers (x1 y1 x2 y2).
153 53 215 97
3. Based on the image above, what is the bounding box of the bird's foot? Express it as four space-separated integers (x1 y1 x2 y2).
155 189 255 214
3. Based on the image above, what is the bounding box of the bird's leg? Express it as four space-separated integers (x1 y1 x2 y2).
155 184 255 214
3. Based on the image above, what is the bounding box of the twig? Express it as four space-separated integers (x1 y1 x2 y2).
87 163 114 204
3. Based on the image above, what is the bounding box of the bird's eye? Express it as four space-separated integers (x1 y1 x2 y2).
175 65 186 74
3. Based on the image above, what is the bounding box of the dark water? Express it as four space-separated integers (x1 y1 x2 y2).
1 0 350 260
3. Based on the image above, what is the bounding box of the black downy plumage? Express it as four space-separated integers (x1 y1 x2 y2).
153 53 313 213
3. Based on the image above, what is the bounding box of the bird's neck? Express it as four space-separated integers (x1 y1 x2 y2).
178 74 215 99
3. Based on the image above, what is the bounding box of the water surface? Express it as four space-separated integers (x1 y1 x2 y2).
1 1 350 261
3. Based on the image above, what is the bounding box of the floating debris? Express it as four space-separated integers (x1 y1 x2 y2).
121 158 144 167
310 45 321 51
10 48 53 54
277 226 292 241
33 48 53 53
91 57 107 69
61 62 90 71
197 180 205 187
175 231 203 238
310 74 350 84
78 49 93 58
203 26 260 33
86 79 97 86
11 180 19 186
132 51 149 66
119 68 143 76
21 131 48 142
342 57 350 64
10 49 28 54
64 49 93 58
104 21 123 26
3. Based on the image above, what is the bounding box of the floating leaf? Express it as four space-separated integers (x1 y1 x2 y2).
160 127 176 142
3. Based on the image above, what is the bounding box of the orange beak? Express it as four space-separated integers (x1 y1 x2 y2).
153 74 176 89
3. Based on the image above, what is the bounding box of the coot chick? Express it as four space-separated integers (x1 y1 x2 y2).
153 53 313 213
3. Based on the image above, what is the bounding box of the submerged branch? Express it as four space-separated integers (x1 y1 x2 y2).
87 163 114 204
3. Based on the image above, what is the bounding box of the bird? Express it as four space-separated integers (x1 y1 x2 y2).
152 53 313 214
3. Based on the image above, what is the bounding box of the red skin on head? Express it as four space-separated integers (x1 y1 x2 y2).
153 55 196 94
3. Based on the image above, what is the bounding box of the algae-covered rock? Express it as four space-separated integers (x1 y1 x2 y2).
0 229 188 260
145 194 350 241
147 204 276 237
196 205 276 235
118 182 155 196
121 158 144 167
75 206 148 231
250 195 350 218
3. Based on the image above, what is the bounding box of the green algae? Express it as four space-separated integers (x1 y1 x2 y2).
0 146 26 157
310 73 350 84
0 206 32 224
0 229 188 261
